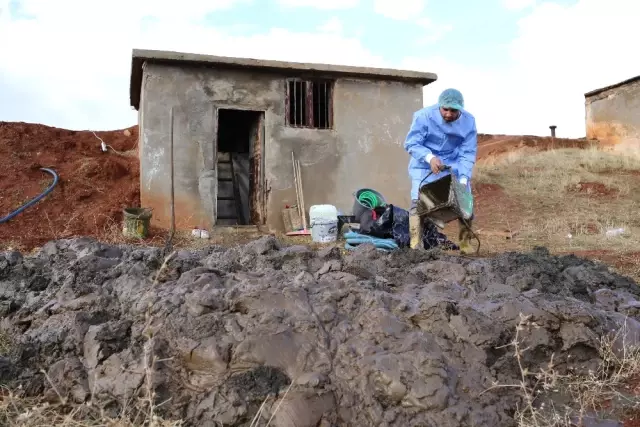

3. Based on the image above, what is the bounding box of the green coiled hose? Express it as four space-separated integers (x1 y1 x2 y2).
358 190 384 209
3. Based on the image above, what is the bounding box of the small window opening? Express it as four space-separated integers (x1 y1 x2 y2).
286 79 333 129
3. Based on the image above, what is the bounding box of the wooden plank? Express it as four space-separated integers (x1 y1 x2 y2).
249 112 265 225
217 162 233 179
218 180 234 198
306 81 314 127
212 107 219 226
217 200 237 219
230 153 243 224
296 159 307 230
218 151 231 162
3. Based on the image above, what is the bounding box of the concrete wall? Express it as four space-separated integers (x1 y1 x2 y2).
139 62 423 231
586 79 640 150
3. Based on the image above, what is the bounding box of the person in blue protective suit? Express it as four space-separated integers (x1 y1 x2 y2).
404 88 478 253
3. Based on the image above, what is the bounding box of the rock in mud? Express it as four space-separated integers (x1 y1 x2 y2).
0 238 639 426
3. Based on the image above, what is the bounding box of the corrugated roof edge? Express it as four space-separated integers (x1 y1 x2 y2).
129 48 438 110
584 74 640 98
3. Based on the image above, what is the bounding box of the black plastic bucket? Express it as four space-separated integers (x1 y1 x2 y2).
352 188 387 219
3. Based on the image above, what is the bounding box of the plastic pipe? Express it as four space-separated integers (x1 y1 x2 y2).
0 168 59 224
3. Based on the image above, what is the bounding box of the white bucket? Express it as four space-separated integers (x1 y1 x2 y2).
309 204 338 223
311 218 338 243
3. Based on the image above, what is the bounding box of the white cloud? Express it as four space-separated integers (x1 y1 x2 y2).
277 0 359 9
403 0 640 138
502 0 535 11
0 0 383 130
374 1 449 45
2 0 638 139
374 0 425 20
416 17 453 44
318 17 343 34
0 0 10 18
401 56 505 132
14 0 249 22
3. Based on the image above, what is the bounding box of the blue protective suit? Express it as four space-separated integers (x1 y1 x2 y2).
404 104 478 200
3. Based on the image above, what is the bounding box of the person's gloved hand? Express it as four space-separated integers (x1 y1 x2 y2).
459 176 471 192
426 154 445 174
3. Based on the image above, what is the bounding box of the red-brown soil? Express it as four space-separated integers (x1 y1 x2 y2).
0 121 140 250
476 133 594 164
569 250 640 272
471 182 524 229
567 181 620 197
625 416 640 427
597 374 640 426
442 181 526 243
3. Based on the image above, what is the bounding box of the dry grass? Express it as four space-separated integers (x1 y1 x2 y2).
474 147 640 279
99 216 326 252
0 330 12 357
485 313 640 427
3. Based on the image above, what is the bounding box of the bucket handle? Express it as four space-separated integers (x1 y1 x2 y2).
127 207 154 219
419 165 452 188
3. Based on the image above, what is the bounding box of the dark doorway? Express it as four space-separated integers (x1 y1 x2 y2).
216 108 265 226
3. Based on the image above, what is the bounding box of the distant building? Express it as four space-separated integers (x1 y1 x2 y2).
129 49 437 231
585 75 640 149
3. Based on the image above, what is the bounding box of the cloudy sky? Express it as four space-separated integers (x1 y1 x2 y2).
0 0 638 137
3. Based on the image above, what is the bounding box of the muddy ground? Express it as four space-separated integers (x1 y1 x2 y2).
1 236 640 426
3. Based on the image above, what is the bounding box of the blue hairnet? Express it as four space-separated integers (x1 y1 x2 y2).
438 88 464 110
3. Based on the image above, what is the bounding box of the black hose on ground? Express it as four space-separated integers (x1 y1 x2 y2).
0 168 59 224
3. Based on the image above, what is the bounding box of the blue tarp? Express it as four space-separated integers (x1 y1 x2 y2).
344 231 399 252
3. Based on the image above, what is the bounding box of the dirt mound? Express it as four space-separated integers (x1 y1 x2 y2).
1 237 639 425
477 134 593 164
0 122 139 250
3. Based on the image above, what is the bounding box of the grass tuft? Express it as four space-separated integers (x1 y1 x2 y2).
484 313 640 426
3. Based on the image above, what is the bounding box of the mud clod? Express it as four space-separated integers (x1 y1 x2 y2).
1 238 639 426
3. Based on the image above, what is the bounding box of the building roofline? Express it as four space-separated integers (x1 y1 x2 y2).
129 48 438 110
584 74 640 98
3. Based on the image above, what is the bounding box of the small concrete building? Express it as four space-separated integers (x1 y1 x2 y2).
585 75 640 149
129 49 437 231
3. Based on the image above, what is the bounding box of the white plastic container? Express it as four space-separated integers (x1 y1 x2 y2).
605 227 625 237
309 205 338 223
311 219 338 243
309 204 338 243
